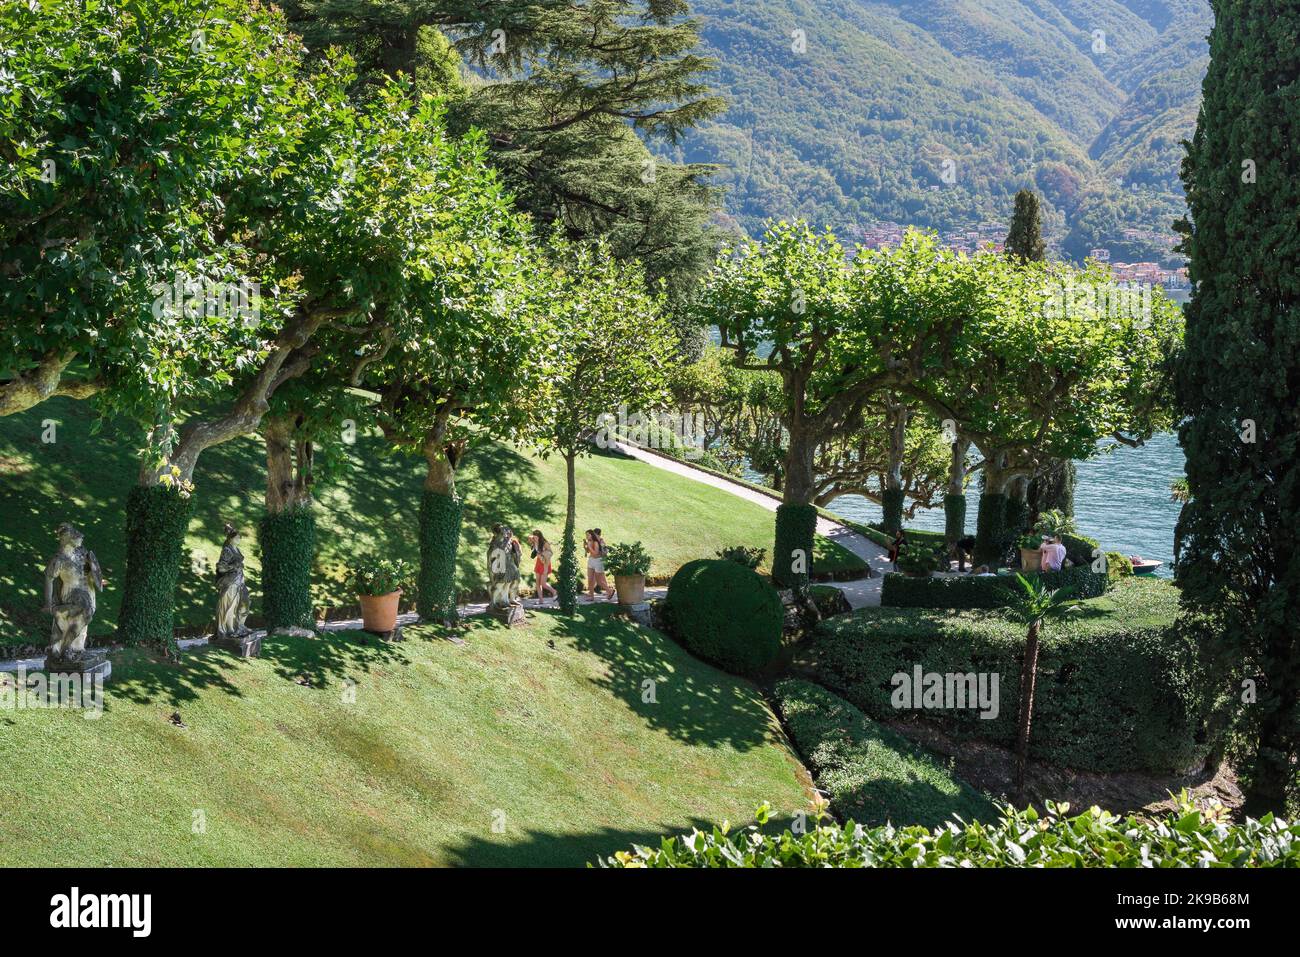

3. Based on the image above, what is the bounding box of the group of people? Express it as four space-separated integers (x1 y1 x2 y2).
886 527 1068 574
519 527 618 605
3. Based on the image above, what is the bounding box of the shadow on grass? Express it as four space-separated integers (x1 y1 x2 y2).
549 605 783 753
109 646 245 708
443 818 717 867
261 629 410 690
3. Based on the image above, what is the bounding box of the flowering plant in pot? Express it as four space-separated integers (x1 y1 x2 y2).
347 557 414 632
605 541 652 605
1016 534 1044 573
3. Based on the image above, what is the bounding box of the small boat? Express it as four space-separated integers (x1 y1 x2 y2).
1128 556 1163 575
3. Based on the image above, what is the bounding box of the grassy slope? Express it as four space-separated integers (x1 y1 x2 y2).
0 606 812 866
0 398 863 647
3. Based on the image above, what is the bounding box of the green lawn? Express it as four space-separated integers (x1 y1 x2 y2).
0 605 813 866
0 398 864 647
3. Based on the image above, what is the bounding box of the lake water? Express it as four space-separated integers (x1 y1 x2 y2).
813 433 1185 578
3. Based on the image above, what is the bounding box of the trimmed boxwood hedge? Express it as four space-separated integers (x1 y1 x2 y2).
807 579 1211 774
417 490 462 622
664 559 784 674
774 679 996 828
117 484 193 647
258 504 316 630
880 566 1106 609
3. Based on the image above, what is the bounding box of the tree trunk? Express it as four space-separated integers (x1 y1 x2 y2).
558 451 579 614
882 399 910 535
945 438 970 549
974 453 1010 567
1015 619 1043 799
418 442 462 625
259 414 316 631
1243 653 1298 816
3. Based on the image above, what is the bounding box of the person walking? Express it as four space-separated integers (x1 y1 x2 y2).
888 529 907 571
585 529 615 601
528 530 556 603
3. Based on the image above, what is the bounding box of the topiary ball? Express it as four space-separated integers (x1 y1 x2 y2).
665 559 784 674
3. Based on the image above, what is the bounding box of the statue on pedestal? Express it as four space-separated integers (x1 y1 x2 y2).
215 523 250 639
487 524 524 625
43 523 104 669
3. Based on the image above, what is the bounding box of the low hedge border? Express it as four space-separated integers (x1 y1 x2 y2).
880 566 1107 609
773 679 996 828
601 801 1300 867
807 579 1209 774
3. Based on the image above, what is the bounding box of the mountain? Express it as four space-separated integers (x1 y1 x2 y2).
667 0 1211 264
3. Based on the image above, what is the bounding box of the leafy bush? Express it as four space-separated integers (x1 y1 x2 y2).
773 679 995 828
895 543 946 576
809 584 850 617
811 579 1210 773
1061 531 1101 568
347 557 414 597
1106 551 1135 583
664 559 784 674
1033 508 1076 538
715 544 765 570
600 800 1300 868
880 566 1105 609
259 504 316 630
605 541 652 577
1016 533 1044 551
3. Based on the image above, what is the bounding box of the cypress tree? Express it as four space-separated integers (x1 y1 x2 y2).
1175 0 1300 815
1004 189 1047 263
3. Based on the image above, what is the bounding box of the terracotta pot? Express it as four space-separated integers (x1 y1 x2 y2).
614 574 646 605
358 589 401 632
1019 548 1042 573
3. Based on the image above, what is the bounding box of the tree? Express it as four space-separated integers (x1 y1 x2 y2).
1005 574 1080 798
283 1 724 305
1174 0 1300 815
0 0 306 416
1004 189 1047 264
535 238 677 614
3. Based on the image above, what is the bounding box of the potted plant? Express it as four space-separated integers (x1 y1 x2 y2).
1016 533 1044 573
1033 508 1077 539
348 556 414 633
605 541 652 605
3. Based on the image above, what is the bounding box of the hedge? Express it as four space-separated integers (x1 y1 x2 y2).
773 503 817 589
664 559 783 674
417 490 462 622
117 484 193 648
773 679 995 828
808 579 1211 774
601 801 1300 868
1061 531 1101 568
880 566 1106 609
258 504 316 631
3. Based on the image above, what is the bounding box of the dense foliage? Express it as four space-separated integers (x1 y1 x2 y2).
811 580 1209 773
602 799 1300 868
774 679 995 829
881 567 1107 609
664 559 783 674
117 485 192 649
258 506 317 631
1174 0 1300 816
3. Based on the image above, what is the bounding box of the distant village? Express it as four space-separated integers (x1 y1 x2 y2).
852 221 1190 291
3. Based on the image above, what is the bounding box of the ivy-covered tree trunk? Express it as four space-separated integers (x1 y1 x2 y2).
973 456 1009 567
259 416 316 633
1174 0 1300 816
557 451 578 615
118 484 193 649
881 399 909 535
775 425 818 589
944 438 970 549
418 449 462 625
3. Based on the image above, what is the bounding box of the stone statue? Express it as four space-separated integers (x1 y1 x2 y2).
487 523 522 613
43 523 103 665
215 523 250 639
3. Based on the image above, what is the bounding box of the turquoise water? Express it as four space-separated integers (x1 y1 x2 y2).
817 433 1185 578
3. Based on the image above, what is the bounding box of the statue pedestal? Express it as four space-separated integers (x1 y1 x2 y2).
490 604 527 628
211 632 262 658
43 649 111 682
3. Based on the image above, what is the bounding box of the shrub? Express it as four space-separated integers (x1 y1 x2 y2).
773 503 818 588
417 490 462 622
347 557 414 597
895 543 945 576
773 679 995 828
715 544 765 570
1033 508 1076 538
1061 531 1101 568
664 559 784 674
1015 533 1044 551
259 504 316 630
605 541 652 577
809 584 851 617
600 800 1300 868
118 484 194 648
1106 551 1134 583
810 579 1210 774
880 566 1105 609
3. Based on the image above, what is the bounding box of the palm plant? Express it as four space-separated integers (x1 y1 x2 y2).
1004 574 1082 798
1032 508 1076 538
